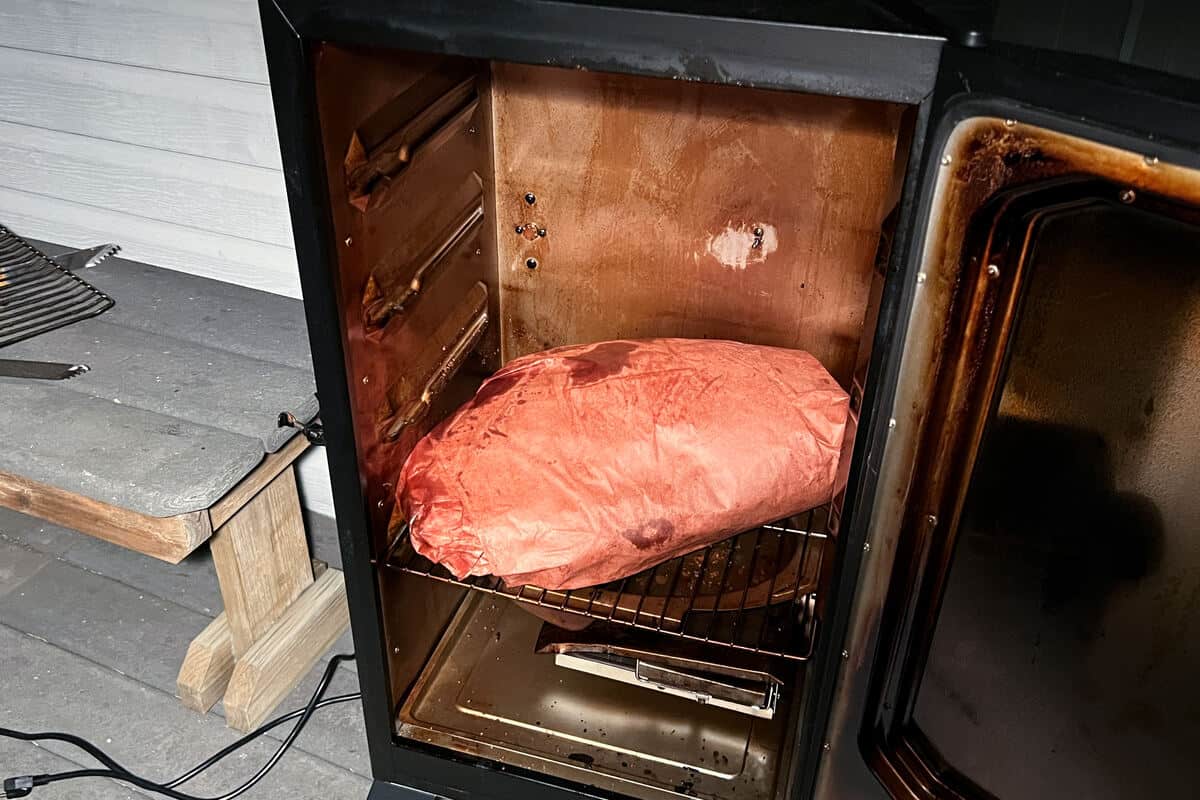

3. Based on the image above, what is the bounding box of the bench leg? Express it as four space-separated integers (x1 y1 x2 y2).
176 466 350 731
177 613 235 712
223 568 349 731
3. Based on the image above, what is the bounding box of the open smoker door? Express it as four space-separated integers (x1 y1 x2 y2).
805 42 1200 800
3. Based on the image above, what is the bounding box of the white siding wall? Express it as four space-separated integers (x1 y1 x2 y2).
0 0 335 517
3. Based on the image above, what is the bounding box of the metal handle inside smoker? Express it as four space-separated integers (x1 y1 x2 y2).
633 659 772 710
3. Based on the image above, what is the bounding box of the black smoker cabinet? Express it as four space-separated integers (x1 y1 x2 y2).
260 2 1200 799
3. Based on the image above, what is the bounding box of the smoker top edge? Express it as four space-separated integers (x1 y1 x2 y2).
264 0 944 104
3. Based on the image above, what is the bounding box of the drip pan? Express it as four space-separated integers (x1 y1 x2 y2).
536 622 787 719
398 594 793 800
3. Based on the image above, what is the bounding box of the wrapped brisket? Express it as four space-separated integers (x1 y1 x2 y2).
398 338 848 591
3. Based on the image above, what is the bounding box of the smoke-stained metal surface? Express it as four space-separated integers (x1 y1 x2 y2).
398 595 794 800
916 201 1200 799
839 110 1200 799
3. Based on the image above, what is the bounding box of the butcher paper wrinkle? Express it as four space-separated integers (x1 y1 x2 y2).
398 338 848 591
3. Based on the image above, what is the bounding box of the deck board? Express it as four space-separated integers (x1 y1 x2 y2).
0 511 369 794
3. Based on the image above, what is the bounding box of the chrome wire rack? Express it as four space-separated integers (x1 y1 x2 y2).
0 226 114 348
383 505 830 660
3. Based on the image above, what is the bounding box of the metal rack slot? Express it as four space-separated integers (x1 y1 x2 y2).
364 191 485 329
346 72 479 211
382 282 489 441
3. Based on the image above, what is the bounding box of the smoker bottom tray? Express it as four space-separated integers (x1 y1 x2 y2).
398 594 795 800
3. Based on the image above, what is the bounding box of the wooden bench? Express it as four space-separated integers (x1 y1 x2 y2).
0 243 349 732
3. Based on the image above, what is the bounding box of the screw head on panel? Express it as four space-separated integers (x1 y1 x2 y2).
524 192 537 205
526 258 539 270
940 154 952 166
986 264 1000 278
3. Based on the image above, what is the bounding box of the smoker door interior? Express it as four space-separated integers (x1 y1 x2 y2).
800 38 1200 800
914 199 1200 797
829 113 1200 800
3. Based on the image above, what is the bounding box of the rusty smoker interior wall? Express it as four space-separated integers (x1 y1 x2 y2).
312 44 907 520
489 62 906 378
310 41 910 800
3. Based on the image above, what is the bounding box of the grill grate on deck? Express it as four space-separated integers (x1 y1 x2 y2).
0 226 114 348
383 505 830 660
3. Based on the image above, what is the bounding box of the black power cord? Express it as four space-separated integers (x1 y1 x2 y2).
3 653 357 799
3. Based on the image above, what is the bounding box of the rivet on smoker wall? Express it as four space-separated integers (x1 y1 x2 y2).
344 236 353 246
537 227 547 238
841 649 850 660
927 514 938 526
524 192 537 205
514 224 526 234
863 541 872 553
916 272 926 284
1120 188 1137 204
1004 119 1017 127
361 375 369 384
986 264 1000 278
888 418 897 430
822 743 831 753
940 154 952 166
526 257 539 270
1144 155 1159 166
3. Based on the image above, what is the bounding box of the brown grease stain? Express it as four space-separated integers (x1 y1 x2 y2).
565 340 637 386
620 519 675 550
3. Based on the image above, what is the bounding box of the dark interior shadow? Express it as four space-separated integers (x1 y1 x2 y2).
966 415 1164 638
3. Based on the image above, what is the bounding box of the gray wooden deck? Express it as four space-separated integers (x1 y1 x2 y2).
0 507 372 799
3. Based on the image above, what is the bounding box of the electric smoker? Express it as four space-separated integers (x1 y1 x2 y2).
259 2 1200 798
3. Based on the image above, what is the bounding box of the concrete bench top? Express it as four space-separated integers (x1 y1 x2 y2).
0 242 318 517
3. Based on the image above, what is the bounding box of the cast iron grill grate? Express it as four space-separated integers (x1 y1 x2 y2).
0 225 114 348
383 505 830 660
